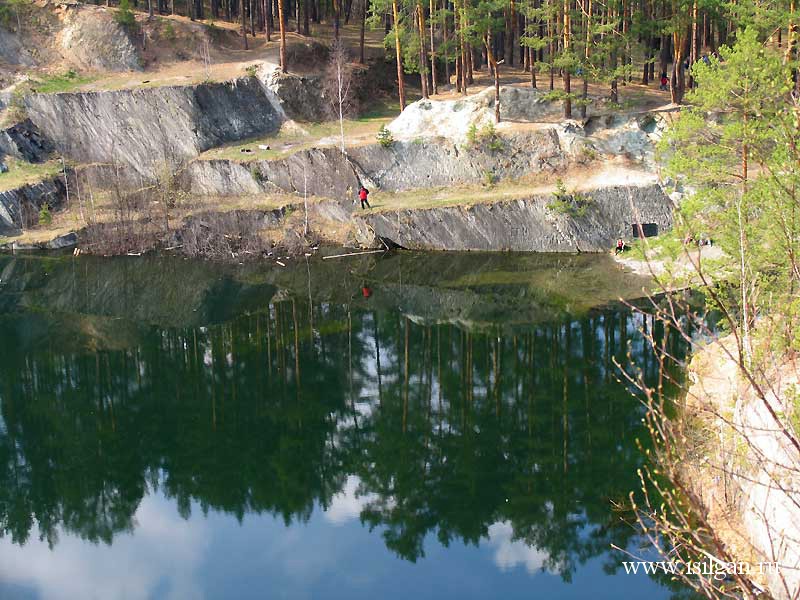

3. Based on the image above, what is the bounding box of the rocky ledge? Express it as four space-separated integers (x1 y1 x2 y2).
353 183 673 252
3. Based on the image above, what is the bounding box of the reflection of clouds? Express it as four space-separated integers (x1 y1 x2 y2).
487 521 550 575
324 475 378 525
0 495 208 600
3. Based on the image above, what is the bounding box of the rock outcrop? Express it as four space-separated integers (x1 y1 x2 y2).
0 28 35 67
0 176 67 235
0 118 53 163
57 6 141 72
353 183 673 252
24 77 286 181
260 68 329 122
387 86 565 142
183 129 566 199
685 337 800 600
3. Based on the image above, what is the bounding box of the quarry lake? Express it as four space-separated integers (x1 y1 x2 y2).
0 251 688 600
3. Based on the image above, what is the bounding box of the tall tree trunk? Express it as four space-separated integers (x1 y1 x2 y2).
563 0 571 117
393 0 406 109
485 32 501 123
265 0 272 40
581 0 591 118
442 0 450 87
610 5 618 103
303 0 309 34
670 21 688 103
459 0 468 94
278 0 287 71
418 2 429 98
689 0 697 87
429 0 438 94
333 0 341 39
548 12 555 90
359 0 366 63
241 0 249 48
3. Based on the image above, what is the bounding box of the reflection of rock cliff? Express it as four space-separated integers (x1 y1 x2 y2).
0 252 650 339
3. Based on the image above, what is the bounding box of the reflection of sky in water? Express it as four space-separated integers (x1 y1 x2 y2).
0 479 667 600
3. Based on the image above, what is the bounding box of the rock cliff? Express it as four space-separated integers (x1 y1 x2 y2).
24 76 285 181
353 183 673 252
0 176 66 235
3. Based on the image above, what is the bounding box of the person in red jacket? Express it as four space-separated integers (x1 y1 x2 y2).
358 186 371 209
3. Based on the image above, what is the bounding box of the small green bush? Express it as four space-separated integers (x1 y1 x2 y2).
245 64 259 78
38 203 52 226
377 125 394 148
115 0 136 29
466 123 479 147
163 21 176 41
465 121 503 153
546 179 593 218
250 164 265 182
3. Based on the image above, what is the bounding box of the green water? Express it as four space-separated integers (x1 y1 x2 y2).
0 252 689 600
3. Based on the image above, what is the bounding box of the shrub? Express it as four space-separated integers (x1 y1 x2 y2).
245 64 259 78
115 0 136 30
163 21 176 41
38 203 52 227
466 123 479 147
376 125 394 148
546 179 592 217
465 121 503 153
249 164 265 182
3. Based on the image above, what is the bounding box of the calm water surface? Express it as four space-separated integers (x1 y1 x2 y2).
0 252 689 600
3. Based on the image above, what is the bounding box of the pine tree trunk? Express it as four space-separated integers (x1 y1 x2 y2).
392 0 406 109
359 0 366 63
265 0 272 40
563 0 571 118
241 0 249 48
278 0 287 71
418 2 429 98
442 0 450 87
581 0 591 118
485 32 501 123
333 0 340 39
429 0 438 94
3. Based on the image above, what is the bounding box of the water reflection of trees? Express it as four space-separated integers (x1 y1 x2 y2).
0 298 685 580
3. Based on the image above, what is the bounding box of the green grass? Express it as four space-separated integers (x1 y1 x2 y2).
32 70 98 94
0 157 62 192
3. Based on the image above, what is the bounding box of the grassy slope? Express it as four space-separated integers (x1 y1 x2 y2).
0 158 62 192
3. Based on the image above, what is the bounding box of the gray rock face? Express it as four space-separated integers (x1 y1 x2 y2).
350 130 564 191
58 8 141 72
0 119 53 163
262 70 329 122
182 129 565 201
24 77 285 181
0 28 34 67
353 183 673 252
0 177 67 235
